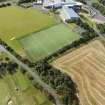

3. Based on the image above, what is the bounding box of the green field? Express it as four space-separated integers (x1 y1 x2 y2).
0 70 53 105
19 24 80 61
91 0 98 3
0 6 56 53
0 52 53 105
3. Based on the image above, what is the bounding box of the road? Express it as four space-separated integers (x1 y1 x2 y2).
82 3 105 41
82 5 97 18
0 45 61 105
84 7 105 41
86 1 105 23
93 27 105 42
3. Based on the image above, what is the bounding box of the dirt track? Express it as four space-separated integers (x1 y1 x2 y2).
53 40 105 105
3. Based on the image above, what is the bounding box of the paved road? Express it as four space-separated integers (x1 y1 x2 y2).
93 28 105 42
82 3 105 41
82 5 97 17
85 1 105 23
0 45 61 105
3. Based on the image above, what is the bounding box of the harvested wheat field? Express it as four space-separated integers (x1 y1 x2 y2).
53 40 105 105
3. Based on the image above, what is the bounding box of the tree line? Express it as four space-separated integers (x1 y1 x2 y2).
0 2 11 8
30 60 79 105
96 23 105 34
18 0 37 4
0 55 18 77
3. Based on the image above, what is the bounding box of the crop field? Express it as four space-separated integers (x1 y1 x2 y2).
0 70 53 105
0 6 56 53
19 24 80 61
53 40 105 105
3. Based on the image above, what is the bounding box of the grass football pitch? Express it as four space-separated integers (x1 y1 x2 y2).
19 24 80 61
0 6 56 53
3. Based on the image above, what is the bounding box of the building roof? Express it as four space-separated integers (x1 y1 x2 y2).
65 0 76 3
43 0 82 7
62 6 79 19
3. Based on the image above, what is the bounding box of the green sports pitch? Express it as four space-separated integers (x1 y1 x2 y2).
0 6 56 53
19 24 80 61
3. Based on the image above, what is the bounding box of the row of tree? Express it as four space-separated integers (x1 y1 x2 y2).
30 60 79 105
96 23 105 34
75 19 98 38
0 56 18 77
0 2 11 8
18 0 37 4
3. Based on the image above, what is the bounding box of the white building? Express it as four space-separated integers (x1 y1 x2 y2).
60 6 79 22
33 0 43 5
43 0 82 9
43 0 82 23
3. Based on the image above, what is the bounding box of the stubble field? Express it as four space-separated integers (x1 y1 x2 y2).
53 40 105 105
